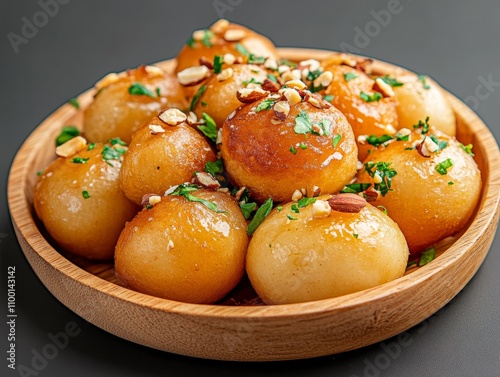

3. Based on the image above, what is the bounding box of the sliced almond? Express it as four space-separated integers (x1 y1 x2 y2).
291 189 303 201
273 101 290 121
261 78 280 92
217 67 233 81
373 78 395 98
144 65 164 77
223 53 236 65
210 19 230 34
56 136 87 158
149 124 166 134
283 88 302 106
328 194 367 213
299 59 321 72
166 239 175 251
223 29 247 42
199 56 214 70
236 87 269 103
194 172 221 189
285 79 307 90
158 108 187 126
313 71 333 88
312 200 332 219
264 58 278 70
278 65 291 75
307 95 322 108
177 65 210 86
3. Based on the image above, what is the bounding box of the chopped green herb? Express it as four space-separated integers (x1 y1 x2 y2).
294 111 330 136
213 55 224 74
323 94 334 102
201 30 214 47
190 84 206 111
71 157 89 164
101 145 126 162
379 75 404 87
364 161 397 196
396 133 409 141
332 134 342 147
435 158 454 175
377 205 388 215
146 204 152 210
266 74 278 83
297 197 316 208
407 260 417 268
82 190 91 199
360 91 382 102
404 147 415 151
307 69 324 92
197 113 218 142
413 117 430 135
448 181 454 186
186 36 195 48
299 142 307 150
418 74 431 90
87 143 96 151
205 158 223 176
243 77 262 86
344 72 358 82
240 202 257 220
287 214 298 221
291 204 300 214
69 98 80 109
353 233 359 238
248 54 266 64
169 183 225 213
459 143 475 157
276 206 283 212
235 43 250 57
55 126 80 146
279 59 297 68
289 145 297 155
429 134 448 151
109 137 127 146
201 101 208 107
36 170 43 176
247 198 273 235
418 246 436 266
128 83 156 98
156 88 161 97
366 134 394 147
254 98 275 112
341 183 372 194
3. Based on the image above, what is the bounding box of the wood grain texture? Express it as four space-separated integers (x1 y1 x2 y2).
7 49 500 361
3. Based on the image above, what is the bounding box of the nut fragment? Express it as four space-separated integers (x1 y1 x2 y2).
144 65 164 77
264 58 278 70
141 193 162 207
159 108 187 126
313 71 334 88
373 78 395 98
416 136 439 158
217 67 234 81
234 186 247 201
177 65 210 86
307 95 322 108
194 172 221 189
149 124 166 134
166 239 175 251
285 79 307 90
328 194 367 213
56 136 87 157
273 100 290 121
261 78 280 92
363 188 380 202
192 29 208 41
236 87 269 103
210 19 230 34
223 29 247 41
312 200 332 219
199 56 214 70
299 59 321 72
223 53 236 65
282 88 302 106
291 189 303 201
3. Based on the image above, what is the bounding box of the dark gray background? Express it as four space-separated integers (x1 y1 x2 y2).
1 0 500 376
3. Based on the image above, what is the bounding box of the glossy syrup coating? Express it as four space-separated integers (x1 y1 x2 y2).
33 142 138 260
115 190 249 304
246 195 409 304
83 65 188 144
321 64 399 161
221 95 358 203
175 19 279 74
192 64 270 128
357 129 481 253
119 115 216 205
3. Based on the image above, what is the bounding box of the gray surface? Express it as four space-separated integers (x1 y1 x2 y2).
1 0 499 376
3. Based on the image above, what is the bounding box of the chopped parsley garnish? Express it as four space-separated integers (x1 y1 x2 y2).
396 133 409 141
248 54 266 64
418 74 431 90
429 134 448 151
197 113 217 142
36 170 43 176
145 204 152 210
266 74 278 83
201 30 214 47
307 69 324 92
332 134 342 147
407 260 417 268
109 137 127 146
364 161 397 196
87 143 96 151
69 98 80 109
297 197 316 208
240 202 257 220
55 126 80 146
353 233 359 238
299 142 307 150
186 36 195 48
128 83 157 98
379 75 404 87
201 101 208 107
289 145 297 155
360 91 382 102
287 214 298 221
101 144 126 162
235 43 250 56
340 183 372 194
460 143 475 157
344 72 358 82
190 84 206 111
366 134 394 147
156 88 161 97
291 204 300 214
247 198 273 235
323 94 334 102
279 59 297 68
243 77 262 86
169 183 225 213
294 111 331 136
448 181 454 186
435 158 454 175
205 158 223 176
276 206 283 212
82 190 91 199
413 116 430 135
71 157 89 164
418 246 436 266
213 55 224 74
254 98 276 112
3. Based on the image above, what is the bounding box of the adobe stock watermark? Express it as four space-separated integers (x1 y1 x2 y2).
339 0 413 53
213 0 243 18
15 321 81 377
7 0 71 54
464 74 500 111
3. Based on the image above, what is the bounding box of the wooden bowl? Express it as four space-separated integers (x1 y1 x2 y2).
8 48 500 361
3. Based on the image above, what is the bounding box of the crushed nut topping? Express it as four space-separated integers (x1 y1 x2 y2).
56 136 87 158
261 78 280 92
234 186 246 201
292 189 303 201
273 100 290 121
193 171 221 189
223 29 247 42
264 58 278 70
299 59 321 72
177 65 211 86
312 200 332 219
373 78 395 98
285 79 307 90
199 56 214 69
166 239 175 251
149 124 166 134
217 67 234 81
144 65 164 77
223 53 236 65
159 108 187 126
283 88 302 106
236 87 269 103
210 19 230 34
141 193 162 207
314 71 334 88
417 136 439 157
192 29 208 41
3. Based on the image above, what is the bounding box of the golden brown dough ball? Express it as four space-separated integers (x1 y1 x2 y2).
83 65 188 143
246 194 409 304
192 64 270 128
175 19 279 74
221 91 358 203
321 63 399 161
388 72 456 136
34 140 138 260
119 111 216 205
115 188 249 304
356 125 481 253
